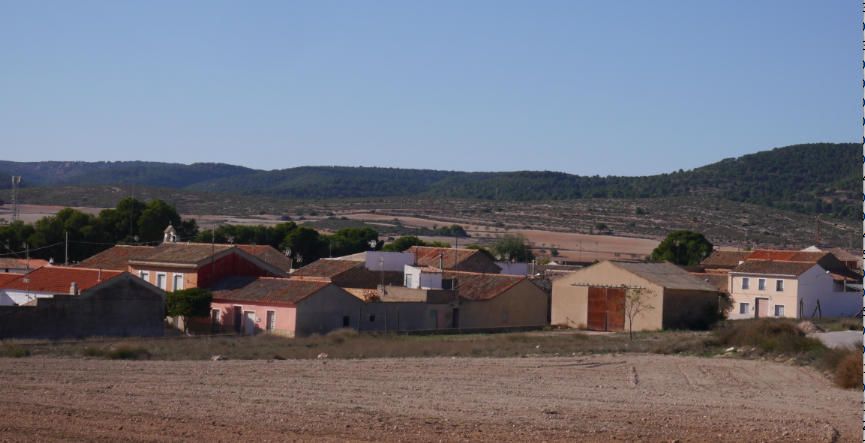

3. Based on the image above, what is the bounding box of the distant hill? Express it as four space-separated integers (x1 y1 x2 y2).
0 143 857 218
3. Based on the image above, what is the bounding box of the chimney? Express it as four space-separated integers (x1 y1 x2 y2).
69 281 78 295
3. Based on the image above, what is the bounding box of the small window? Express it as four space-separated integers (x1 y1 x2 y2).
739 303 749 314
342 316 350 327
156 273 167 290
774 305 785 317
775 280 783 292
757 279 766 291
210 309 221 325
368 314 376 322
741 278 749 290
173 274 184 291
139 271 150 281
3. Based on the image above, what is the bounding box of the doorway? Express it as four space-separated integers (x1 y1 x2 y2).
755 298 769 318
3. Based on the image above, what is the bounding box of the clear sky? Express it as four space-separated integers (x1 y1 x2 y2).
0 1 858 175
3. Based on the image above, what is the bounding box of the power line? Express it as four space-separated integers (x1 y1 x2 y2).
0 242 64 257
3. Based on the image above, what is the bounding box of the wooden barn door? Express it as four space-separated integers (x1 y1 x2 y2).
587 287 626 332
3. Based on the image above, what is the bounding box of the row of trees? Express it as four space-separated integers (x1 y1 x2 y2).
0 198 195 263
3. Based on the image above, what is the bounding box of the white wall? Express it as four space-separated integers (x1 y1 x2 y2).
0 289 56 306
496 262 529 276
798 266 861 318
728 272 800 320
365 252 415 272
403 265 443 289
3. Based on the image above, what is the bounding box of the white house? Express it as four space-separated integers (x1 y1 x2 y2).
727 260 860 320
403 265 443 289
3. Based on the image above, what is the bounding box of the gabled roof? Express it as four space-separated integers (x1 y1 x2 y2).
129 243 235 267
0 267 124 293
443 271 525 301
76 245 156 270
291 258 363 278
211 276 332 306
610 261 718 292
408 246 499 272
730 260 817 277
0 258 49 271
700 250 750 268
236 245 294 273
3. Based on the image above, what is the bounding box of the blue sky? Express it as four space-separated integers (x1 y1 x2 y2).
0 1 858 175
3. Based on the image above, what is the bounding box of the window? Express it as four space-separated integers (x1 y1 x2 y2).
342 316 350 327
266 311 276 331
156 273 167 290
173 274 184 291
741 278 749 290
775 280 783 292
739 303 749 314
139 271 150 282
210 309 221 326
757 279 766 291
774 305 785 317
368 314 376 322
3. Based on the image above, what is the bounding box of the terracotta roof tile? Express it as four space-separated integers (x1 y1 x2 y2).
237 245 294 273
746 250 827 262
0 273 21 287
292 259 362 278
0 267 123 293
211 276 331 305
700 251 750 268
443 271 524 301
0 258 49 271
730 260 816 276
76 245 156 270
129 243 234 266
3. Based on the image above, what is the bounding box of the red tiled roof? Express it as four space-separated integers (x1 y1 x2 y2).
0 273 21 287
443 271 524 301
236 245 294 273
76 245 156 270
746 250 827 262
0 258 49 271
0 267 124 293
700 251 750 268
409 246 478 269
292 259 363 278
211 276 331 305
730 261 816 276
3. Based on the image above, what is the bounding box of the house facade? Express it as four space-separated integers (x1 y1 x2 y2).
727 260 860 319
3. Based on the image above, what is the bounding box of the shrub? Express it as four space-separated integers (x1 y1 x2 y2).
0 344 31 358
83 345 151 360
832 350 861 389
714 319 823 354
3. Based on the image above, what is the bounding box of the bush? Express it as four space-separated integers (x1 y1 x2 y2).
83 345 151 360
714 319 823 354
832 350 861 389
0 344 31 358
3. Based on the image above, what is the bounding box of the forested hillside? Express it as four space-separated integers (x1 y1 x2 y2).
0 143 856 218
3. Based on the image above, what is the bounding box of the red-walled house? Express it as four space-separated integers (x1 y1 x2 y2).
126 243 287 291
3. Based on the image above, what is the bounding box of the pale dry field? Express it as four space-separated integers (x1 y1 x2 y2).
0 354 856 442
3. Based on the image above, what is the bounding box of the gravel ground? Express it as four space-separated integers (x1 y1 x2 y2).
0 354 857 442
810 331 861 350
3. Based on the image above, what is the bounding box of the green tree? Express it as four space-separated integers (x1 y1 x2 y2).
492 234 534 262
137 200 181 242
325 227 378 257
650 230 713 266
166 288 213 334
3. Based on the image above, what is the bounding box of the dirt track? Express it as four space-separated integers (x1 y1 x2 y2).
0 355 857 442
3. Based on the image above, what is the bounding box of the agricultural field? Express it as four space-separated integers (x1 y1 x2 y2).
0 354 856 442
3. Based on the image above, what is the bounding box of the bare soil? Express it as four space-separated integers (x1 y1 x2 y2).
0 354 856 442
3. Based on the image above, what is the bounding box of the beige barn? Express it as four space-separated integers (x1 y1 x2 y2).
552 261 721 332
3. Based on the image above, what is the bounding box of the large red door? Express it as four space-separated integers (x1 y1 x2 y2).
586 287 626 332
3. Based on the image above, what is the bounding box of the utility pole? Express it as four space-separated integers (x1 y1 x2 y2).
64 231 69 266
10 176 21 222
25 242 29 270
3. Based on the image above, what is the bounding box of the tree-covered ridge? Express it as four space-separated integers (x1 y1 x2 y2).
0 143 856 217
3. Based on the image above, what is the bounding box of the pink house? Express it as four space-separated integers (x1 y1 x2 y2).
209 276 366 337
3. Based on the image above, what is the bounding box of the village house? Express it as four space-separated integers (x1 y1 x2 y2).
209 276 366 336
0 266 123 306
727 258 860 320
0 272 166 339
552 261 723 332
290 252 407 288
407 246 502 274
